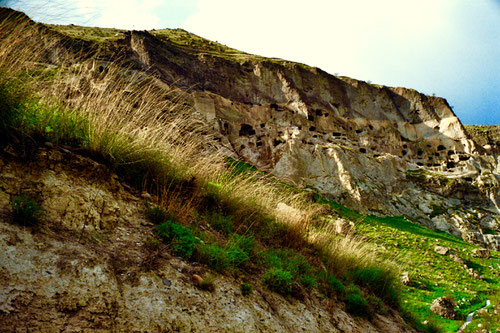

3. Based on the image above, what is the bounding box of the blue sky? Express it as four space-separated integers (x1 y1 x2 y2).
3 0 499 124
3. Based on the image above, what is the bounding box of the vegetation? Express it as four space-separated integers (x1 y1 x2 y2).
263 268 293 295
155 219 199 258
240 282 253 296
345 286 370 317
9 194 45 226
321 196 500 331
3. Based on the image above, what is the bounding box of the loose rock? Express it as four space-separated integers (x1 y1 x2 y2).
434 246 449 256
472 248 491 258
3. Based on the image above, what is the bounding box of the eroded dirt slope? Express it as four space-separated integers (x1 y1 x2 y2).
0 148 413 332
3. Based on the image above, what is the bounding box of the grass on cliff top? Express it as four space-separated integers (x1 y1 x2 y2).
47 21 313 68
321 197 500 332
0 15 401 321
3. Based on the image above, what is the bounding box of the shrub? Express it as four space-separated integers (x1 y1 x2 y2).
326 274 345 296
263 249 315 290
9 194 45 226
241 282 253 296
345 292 369 316
207 212 234 235
263 268 292 295
155 220 198 258
198 274 216 291
198 243 249 271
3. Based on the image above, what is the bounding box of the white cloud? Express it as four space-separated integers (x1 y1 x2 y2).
183 0 453 81
72 0 162 29
182 0 500 124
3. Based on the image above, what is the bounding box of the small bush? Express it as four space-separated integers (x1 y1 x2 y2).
207 212 234 235
155 220 198 258
263 268 293 295
145 203 176 225
9 194 45 226
198 242 249 271
198 274 216 292
241 282 253 296
345 292 369 316
326 275 345 296
263 249 315 290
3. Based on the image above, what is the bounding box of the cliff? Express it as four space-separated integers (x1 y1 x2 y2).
1 8 499 331
104 29 500 250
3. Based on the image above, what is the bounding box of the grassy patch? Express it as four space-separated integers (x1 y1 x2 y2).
319 197 500 331
263 268 293 295
155 220 199 259
9 194 45 226
345 286 369 317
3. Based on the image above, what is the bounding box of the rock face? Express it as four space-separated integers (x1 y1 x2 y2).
0 148 414 332
434 246 450 256
2 8 500 251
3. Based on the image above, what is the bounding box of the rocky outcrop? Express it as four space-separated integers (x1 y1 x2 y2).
0 148 414 332
465 125 500 154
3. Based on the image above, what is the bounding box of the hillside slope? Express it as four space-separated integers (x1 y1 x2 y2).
43 20 500 251
0 148 413 332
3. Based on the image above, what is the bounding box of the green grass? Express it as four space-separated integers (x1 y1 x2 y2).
319 196 500 331
9 194 45 226
155 219 199 258
263 268 293 295
345 288 369 317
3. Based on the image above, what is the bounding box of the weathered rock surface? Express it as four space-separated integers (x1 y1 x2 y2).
0 148 414 332
472 248 491 259
434 246 450 256
400 272 412 286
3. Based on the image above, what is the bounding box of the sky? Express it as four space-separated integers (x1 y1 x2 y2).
2 0 499 124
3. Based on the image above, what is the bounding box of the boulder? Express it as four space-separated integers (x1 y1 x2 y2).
430 297 457 319
434 246 449 255
472 248 491 258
